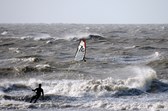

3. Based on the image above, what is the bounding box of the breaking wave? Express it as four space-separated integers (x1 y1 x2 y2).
21 33 52 40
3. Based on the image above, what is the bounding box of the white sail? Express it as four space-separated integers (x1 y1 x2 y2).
74 39 86 61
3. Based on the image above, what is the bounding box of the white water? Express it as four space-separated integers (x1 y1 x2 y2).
0 66 162 111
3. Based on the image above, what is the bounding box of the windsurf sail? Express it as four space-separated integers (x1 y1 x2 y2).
74 39 86 61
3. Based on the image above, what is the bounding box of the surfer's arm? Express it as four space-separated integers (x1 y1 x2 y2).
42 90 44 96
32 88 37 92
41 89 44 98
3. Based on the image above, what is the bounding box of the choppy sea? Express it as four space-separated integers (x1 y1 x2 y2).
0 24 168 111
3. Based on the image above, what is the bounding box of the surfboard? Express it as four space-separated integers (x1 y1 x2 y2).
74 39 86 61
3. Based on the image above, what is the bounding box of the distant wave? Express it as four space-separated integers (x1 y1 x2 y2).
1 33 105 42
0 56 52 76
13 64 52 73
94 52 160 64
1 31 8 36
88 34 106 40
117 52 160 64
21 33 52 40
0 57 39 65
64 34 105 41
0 27 8 36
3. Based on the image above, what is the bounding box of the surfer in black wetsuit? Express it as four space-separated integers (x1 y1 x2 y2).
30 84 44 103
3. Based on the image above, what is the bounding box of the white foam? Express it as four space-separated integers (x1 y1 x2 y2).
154 51 159 57
0 69 166 111
1 31 8 35
125 66 157 91
82 100 168 111
13 57 37 62
124 45 136 49
0 57 36 66
0 65 157 96
36 66 156 98
35 64 50 70
9 47 20 53
21 33 52 41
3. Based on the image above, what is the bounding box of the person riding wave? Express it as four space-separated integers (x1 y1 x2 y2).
30 84 44 103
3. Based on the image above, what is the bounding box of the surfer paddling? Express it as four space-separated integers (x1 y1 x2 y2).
30 84 44 103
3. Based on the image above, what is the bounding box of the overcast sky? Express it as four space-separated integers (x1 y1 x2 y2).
0 0 168 24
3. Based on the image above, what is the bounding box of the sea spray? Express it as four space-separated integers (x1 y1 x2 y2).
126 66 157 91
43 66 157 97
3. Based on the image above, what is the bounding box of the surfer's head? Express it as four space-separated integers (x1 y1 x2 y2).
39 84 42 88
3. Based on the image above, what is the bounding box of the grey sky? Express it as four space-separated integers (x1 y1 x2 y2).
0 0 168 24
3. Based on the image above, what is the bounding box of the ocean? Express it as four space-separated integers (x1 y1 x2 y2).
0 24 168 111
